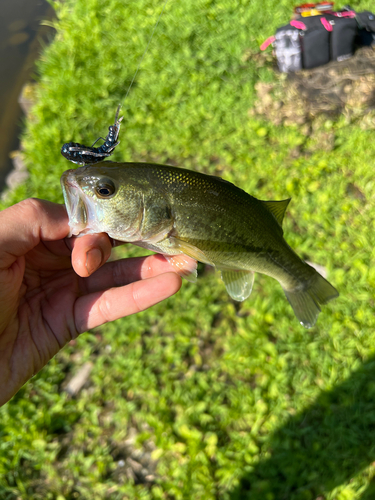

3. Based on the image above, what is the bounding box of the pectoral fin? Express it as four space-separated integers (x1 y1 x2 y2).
167 237 215 267
221 270 255 301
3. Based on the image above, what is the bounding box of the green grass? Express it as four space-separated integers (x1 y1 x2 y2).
1 0 375 498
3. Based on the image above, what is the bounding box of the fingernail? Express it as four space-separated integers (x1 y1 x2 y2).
86 248 103 275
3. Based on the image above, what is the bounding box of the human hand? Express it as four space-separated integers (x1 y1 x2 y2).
0 199 195 406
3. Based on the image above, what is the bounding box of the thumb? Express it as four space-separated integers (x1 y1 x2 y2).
0 199 69 269
0 199 69 333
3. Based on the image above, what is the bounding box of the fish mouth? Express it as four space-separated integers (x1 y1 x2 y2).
61 169 89 237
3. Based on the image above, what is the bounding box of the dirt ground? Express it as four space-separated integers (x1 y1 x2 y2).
251 46 375 129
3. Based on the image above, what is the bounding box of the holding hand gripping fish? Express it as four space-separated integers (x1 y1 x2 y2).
61 162 338 328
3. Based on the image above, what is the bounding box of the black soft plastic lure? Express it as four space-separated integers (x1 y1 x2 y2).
61 105 123 166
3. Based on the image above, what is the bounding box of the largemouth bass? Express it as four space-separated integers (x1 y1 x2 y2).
61 162 338 328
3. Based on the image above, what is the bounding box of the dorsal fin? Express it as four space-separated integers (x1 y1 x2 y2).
261 198 291 227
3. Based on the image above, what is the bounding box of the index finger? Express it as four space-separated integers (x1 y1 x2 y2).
74 272 182 333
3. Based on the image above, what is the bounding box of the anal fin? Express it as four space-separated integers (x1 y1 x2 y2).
221 270 255 301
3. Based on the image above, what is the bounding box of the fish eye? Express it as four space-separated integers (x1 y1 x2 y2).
95 179 116 198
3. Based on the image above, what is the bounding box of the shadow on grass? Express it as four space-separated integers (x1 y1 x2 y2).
229 356 375 500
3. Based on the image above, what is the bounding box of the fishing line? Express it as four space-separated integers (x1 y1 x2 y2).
61 0 169 166
123 0 170 103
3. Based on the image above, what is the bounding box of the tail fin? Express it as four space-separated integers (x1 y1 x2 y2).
283 271 339 328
